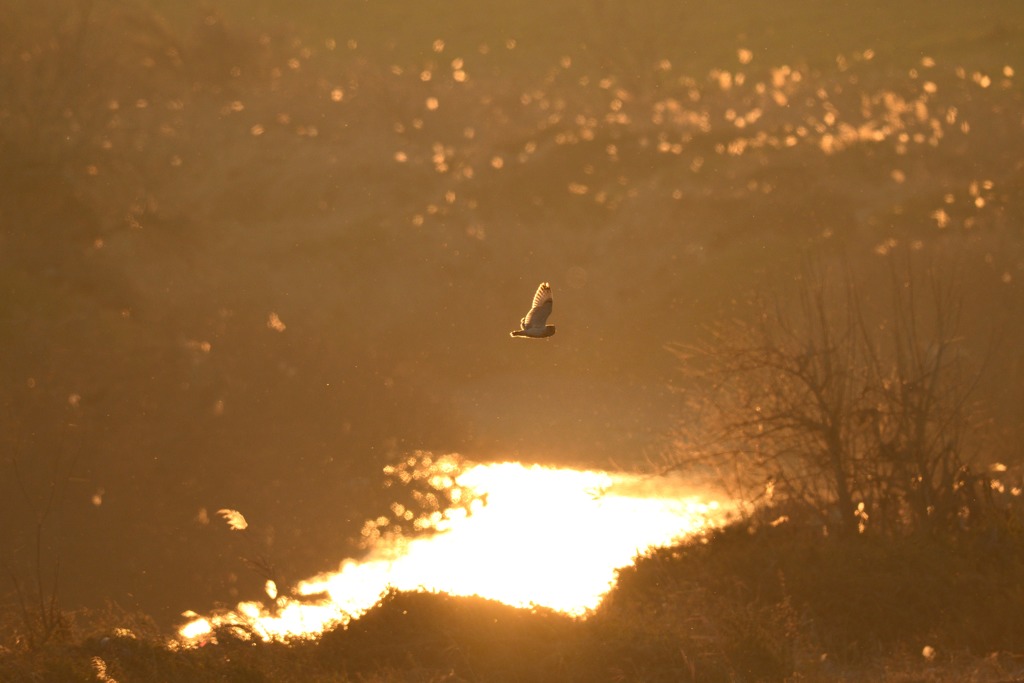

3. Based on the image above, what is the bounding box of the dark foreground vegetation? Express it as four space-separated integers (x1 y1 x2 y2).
4 515 1024 682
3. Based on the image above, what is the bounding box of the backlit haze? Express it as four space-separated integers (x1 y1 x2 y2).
1 0 1021 636
178 457 723 643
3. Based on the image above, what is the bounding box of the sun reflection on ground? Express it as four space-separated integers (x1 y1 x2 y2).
176 460 724 645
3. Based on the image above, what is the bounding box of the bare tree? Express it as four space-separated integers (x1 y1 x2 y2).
665 250 994 538
855 256 990 536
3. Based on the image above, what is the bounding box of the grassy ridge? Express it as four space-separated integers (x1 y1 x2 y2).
4 522 1024 681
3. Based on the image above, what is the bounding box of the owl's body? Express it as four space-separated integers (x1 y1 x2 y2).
510 282 556 338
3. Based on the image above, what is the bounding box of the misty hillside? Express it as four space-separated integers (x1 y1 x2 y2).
1 0 1022 628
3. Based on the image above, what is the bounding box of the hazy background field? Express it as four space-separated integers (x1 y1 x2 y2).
2 0 1022 628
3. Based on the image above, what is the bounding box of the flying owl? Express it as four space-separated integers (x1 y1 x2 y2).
510 282 555 338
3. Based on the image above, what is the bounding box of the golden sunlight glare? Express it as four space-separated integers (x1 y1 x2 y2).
177 461 724 644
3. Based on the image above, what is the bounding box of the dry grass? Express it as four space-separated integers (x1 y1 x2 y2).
4 521 1024 682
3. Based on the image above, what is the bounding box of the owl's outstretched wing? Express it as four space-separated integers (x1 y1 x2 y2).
522 282 553 330
217 508 248 531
